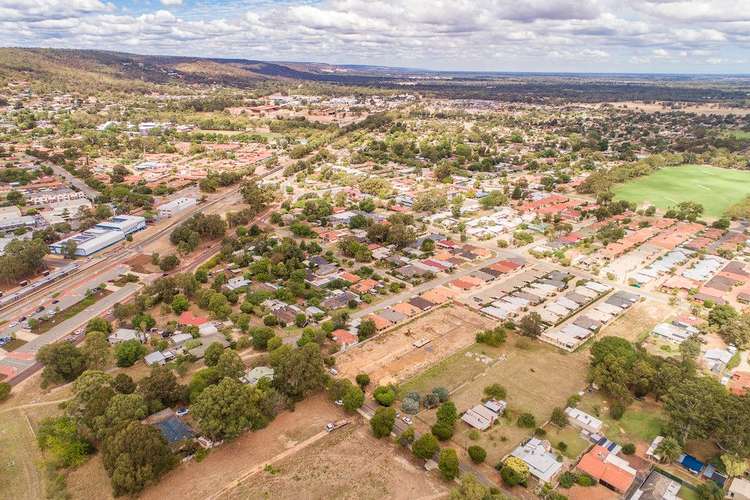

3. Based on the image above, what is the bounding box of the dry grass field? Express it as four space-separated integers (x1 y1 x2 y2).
220 422 450 500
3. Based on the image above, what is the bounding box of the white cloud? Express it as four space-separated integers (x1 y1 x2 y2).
0 0 746 72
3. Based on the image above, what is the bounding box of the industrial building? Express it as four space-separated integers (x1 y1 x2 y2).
49 215 145 256
157 197 196 218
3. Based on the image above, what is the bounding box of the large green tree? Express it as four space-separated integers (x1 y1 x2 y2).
102 421 176 496
37 342 88 386
270 343 327 400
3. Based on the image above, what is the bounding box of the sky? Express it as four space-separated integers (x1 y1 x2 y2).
2 0 749 74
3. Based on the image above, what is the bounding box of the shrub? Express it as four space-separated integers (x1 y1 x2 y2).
412 433 439 460
558 441 568 452
355 373 370 389
500 457 529 486
439 448 460 481
517 413 536 428
373 385 396 406
398 427 415 447
559 472 576 489
431 422 454 441
0 382 11 402
576 474 595 487
423 393 440 409
370 407 396 438
483 383 507 400
432 387 449 402
551 407 567 427
609 402 625 420
534 427 547 437
622 443 636 455
468 445 487 464
401 397 420 414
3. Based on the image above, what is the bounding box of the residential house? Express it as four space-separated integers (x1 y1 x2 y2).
510 438 563 483
565 407 603 434
577 445 637 493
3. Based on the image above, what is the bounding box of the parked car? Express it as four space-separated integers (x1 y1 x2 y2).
402 416 413 425
334 400 343 406
176 407 189 417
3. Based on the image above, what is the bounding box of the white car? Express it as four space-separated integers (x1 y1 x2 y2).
334 400 343 406
176 407 189 417
402 416 413 425
325 422 335 432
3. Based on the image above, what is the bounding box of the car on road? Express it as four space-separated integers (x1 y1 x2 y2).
176 407 189 417
51 299 59 304
8 321 18 328
325 422 336 432
401 416 413 425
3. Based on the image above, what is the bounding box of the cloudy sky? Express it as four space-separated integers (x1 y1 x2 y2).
3 0 749 73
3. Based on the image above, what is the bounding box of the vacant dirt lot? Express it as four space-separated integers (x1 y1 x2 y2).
336 305 495 387
136 394 344 500
598 300 676 343
221 421 449 500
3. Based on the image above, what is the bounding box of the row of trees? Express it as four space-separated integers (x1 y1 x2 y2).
589 336 750 460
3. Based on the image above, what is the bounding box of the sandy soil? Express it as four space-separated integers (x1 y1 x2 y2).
336 305 495 387
221 421 450 500
136 394 345 500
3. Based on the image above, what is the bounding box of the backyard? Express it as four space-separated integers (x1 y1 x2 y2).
613 164 750 218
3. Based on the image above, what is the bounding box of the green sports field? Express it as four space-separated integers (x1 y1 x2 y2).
613 164 750 218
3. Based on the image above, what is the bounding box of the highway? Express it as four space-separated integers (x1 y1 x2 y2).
0 164 282 323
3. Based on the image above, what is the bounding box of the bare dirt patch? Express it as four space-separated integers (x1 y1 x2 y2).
336 305 496 387
124 254 156 274
221 422 450 500
598 300 676 343
138 394 345 500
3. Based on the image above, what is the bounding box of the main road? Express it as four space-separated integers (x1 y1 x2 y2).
0 164 283 322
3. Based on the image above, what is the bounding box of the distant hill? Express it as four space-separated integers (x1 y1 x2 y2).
2 47 748 102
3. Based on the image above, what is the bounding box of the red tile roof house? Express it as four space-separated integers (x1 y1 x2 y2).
178 311 209 326
366 314 393 331
351 278 380 295
332 329 357 348
577 446 637 494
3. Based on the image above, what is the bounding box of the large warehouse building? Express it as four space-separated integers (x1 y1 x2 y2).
49 215 146 257
157 197 196 218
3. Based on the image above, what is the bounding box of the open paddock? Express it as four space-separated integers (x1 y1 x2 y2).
221 421 449 500
404 335 589 466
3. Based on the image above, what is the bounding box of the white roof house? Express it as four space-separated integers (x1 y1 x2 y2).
241 366 274 385
144 351 166 366
652 323 691 344
565 407 603 434
108 328 139 344
728 478 750 500
510 438 563 483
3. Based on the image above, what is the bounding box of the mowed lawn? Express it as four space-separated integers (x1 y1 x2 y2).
613 165 750 218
